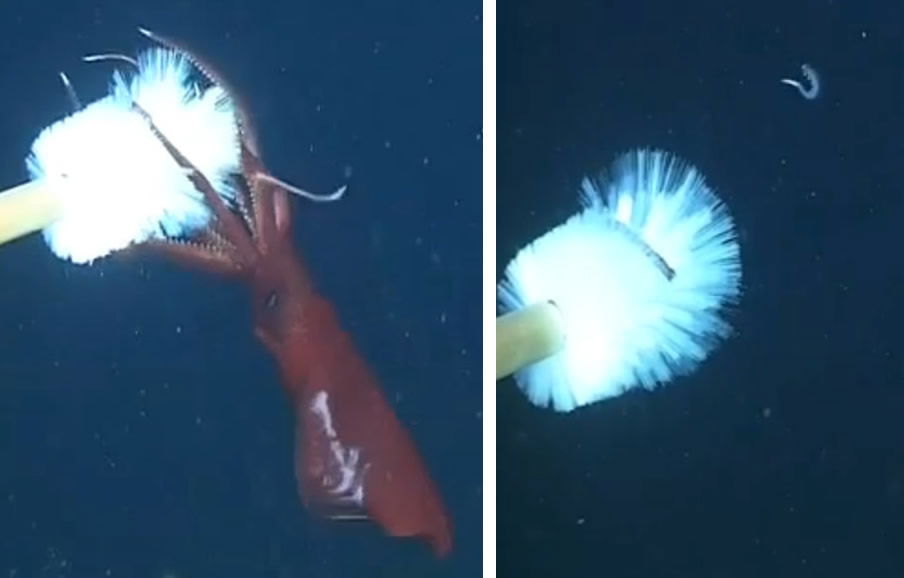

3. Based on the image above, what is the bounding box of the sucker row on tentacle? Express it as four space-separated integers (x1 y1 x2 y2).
141 237 244 276
197 226 237 253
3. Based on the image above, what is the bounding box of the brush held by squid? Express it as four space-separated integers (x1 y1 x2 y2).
0 28 344 262
497 149 743 412
0 38 246 262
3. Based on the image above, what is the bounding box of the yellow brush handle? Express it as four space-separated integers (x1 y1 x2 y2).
496 300 566 380
0 180 62 246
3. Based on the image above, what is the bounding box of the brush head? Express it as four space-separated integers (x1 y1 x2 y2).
26 45 239 264
498 149 742 412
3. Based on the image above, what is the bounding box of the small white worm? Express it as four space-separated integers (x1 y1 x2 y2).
781 64 820 100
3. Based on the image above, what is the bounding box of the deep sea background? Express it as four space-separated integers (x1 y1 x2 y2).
0 1 481 576
500 1 904 577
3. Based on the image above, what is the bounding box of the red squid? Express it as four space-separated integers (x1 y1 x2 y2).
131 29 452 557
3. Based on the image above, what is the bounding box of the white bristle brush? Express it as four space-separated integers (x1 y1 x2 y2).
497 149 742 412
0 37 239 264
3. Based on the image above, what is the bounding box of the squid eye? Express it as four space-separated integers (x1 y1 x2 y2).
264 290 279 310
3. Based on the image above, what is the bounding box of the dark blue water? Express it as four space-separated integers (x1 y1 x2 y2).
0 1 481 576
500 1 904 576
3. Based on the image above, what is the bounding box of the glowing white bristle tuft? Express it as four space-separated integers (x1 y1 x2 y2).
498 149 742 412
26 46 239 264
